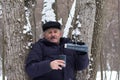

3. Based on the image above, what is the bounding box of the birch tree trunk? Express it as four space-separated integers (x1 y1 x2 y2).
2 0 29 80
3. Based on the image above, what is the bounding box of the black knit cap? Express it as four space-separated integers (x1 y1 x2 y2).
42 21 61 32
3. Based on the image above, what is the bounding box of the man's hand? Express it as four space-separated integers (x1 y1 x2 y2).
50 60 65 70
72 41 85 45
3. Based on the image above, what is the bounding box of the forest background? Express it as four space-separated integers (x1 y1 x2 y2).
0 0 120 80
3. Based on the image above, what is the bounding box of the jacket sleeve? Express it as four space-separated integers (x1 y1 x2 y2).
25 42 52 79
74 52 89 70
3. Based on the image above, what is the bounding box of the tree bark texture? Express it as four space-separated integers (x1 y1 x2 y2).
102 0 120 71
1 0 120 80
89 0 104 80
2 0 29 80
75 0 96 80
0 11 3 78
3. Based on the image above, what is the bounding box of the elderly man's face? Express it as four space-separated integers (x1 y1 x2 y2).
43 28 62 44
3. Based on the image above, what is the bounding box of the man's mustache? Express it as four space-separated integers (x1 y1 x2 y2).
50 36 56 39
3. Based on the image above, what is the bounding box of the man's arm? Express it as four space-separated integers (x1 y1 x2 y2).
74 53 89 70
25 43 52 79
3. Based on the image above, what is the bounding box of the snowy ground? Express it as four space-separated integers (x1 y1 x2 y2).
96 71 119 80
0 75 7 80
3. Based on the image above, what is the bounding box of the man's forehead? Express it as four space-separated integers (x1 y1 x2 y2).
44 28 61 32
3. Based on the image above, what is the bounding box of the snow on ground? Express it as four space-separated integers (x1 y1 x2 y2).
0 75 7 80
96 71 119 80
0 76 1 80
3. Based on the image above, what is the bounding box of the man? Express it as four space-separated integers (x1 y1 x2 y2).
25 21 89 80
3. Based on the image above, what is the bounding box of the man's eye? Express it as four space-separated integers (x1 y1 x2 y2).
54 31 57 33
48 32 52 34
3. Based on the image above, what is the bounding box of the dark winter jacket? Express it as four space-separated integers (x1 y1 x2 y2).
25 38 89 80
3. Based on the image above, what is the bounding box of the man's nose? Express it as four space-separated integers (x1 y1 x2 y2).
51 32 55 36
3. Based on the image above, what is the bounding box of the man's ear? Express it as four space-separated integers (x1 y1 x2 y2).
40 33 44 38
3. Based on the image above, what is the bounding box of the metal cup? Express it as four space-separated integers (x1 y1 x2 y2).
59 54 66 67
